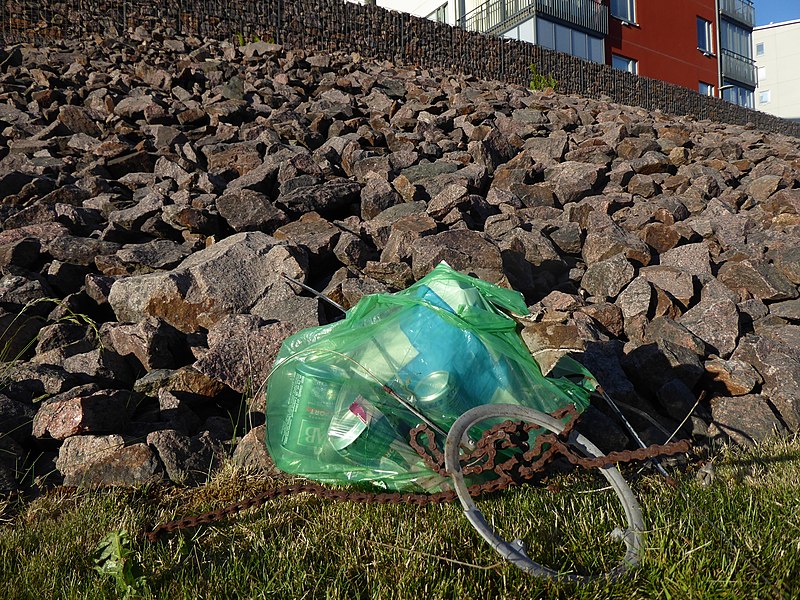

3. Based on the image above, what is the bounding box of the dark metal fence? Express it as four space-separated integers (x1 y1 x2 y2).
1 0 798 138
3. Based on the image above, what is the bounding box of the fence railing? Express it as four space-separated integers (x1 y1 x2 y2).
721 47 757 87
461 0 607 37
719 0 755 28
535 0 607 35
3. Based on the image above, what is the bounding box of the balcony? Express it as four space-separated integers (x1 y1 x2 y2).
719 0 755 29
462 0 608 38
721 48 757 88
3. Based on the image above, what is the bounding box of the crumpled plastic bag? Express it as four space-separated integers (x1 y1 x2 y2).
264 262 596 492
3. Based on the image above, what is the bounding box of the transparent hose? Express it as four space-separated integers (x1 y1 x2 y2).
444 404 644 583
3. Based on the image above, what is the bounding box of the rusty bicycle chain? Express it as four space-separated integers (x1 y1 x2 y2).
145 405 690 543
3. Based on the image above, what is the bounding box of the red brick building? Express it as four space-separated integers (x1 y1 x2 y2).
606 0 756 105
607 0 720 94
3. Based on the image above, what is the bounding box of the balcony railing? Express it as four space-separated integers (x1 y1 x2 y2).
719 0 755 29
721 48 757 87
462 0 608 38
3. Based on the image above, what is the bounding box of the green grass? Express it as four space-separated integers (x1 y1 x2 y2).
1 436 799 599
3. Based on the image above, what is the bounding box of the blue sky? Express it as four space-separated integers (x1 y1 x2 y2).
755 0 800 26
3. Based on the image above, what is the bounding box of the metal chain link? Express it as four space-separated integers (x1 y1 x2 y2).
145 405 690 542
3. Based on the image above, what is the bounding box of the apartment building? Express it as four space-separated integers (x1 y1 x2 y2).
606 0 719 94
717 0 757 108
754 19 800 122
368 0 756 108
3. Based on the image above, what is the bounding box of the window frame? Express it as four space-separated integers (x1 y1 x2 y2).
612 54 638 75
611 0 636 24
722 80 755 109
697 17 714 55
699 81 714 96
759 89 771 104
756 42 765 56
536 18 604 64
426 2 447 24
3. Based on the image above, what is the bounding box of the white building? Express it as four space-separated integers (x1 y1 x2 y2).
753 19 800 122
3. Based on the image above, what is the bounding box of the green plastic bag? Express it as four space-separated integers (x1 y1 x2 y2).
265 263 596 492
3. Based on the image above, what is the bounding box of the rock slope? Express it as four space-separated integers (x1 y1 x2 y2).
0 29 798 492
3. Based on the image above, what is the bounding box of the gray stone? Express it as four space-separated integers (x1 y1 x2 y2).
544 161 605 205
114 240 192 272
581 253 635 299
57 105 102 137
705 357 761 396
769 246 800 286
616 277 653 320
3 363 78 403
232 425 279 474
678 281 740 358
217 189 288 233
0 394 35 443
656 378 699 423
769 298 800 321
133 366 227 401
622 339 705 394
380 214 438 263
102 318 187 372
56 434 164 486
32 389 129 440
360 175 402 220
146 429 223 485
644 317 706 356
364 201 428 249
659 243 713 282
108 232 307 333
582 211 652 266
334 231 373 268
363 261 415 290
277 179 361 217
45 235 120 266
399 161 460 184
639 265 695 308
717 259 798 302
709 395 788 446
629 151 671 175
194 316 298 395
60 348 135 387
411 229 504 283
427 184 469 219
273 212 340 260
745 175 783 202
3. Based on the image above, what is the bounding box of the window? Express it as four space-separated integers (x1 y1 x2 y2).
699 82 714 96
612 54 637 75
555 23 571 53
572 28 588 60
757 66 766 82
537 19 604 63
720 19 752 58
722 80 754 108
756 42 765 56
697 17 714 54
611 0 636 23
426 3 447 23
589 36 604 63
759 90 771 104
536 18 555 49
